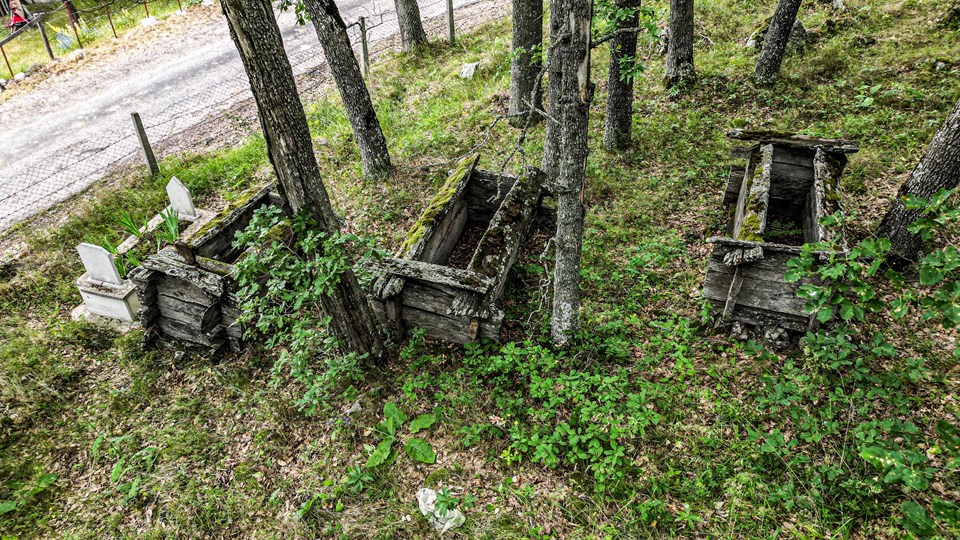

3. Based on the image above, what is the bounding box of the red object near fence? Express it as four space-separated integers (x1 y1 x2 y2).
7 0 28 30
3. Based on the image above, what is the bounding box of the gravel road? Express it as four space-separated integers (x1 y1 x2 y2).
0 0 486 233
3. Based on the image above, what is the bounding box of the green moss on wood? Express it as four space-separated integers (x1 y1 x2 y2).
399 155 478 256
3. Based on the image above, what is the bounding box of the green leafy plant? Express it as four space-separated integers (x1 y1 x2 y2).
233 206 381 414
117 211 148 239
343 466 373 493
364 402 437 468
155 208 181 250
0 470 58 516
861 420 960 538
434 488 476 518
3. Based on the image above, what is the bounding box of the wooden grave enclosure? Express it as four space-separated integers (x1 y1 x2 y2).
368 155 548 344
702 130 859 332
129 184 284 352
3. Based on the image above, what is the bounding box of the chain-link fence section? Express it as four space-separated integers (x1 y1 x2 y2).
0 0 507 233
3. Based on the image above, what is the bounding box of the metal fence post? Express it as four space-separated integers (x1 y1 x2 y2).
0 45 12 79
359 16 370 80
102 0 118 38
446 0 455 44
131 112 159 177
65 2 83 48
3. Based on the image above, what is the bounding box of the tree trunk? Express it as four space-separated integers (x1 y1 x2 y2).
877 99 960 260
221 0 386 362
551 0 592 346
664 0 695 88
541 0 564 178
394 0 428 52
303 0 392 178
754 0 802 85
603 0 640 150
508 0 544 126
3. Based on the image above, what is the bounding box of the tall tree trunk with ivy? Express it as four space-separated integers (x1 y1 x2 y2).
394 0 428 51
664 0 695 88
603 0 640 150
754 0 802 85
221 0 386 362
303 0 393 178
509 0 544 126
877 99 960 260
541 0 565 178
551 0 593 346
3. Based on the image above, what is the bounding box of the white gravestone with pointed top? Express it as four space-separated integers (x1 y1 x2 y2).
74 242 141 322
77 243 123 285
166 176 198 219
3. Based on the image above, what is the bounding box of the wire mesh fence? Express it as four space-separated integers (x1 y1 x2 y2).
0 0 503 233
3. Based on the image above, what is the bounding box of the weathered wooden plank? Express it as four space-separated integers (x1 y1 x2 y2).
706 299 809 332
189 183 274 259
400 155 478 261
703 269 808 318
141 248 224 299
724 165 746 205
772 146 815 168
468 167 546 310
811 148 847 247
422 196 468 264
727 129 860 153
158 316 224 347
368 257 493 294
402 304 503 344
157 293 220 333
466 169 517 223
729 144 773 264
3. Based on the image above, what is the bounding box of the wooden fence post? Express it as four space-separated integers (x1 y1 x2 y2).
359 16 370 79
37 21 54 60
131 112 159 177
446 0 455 44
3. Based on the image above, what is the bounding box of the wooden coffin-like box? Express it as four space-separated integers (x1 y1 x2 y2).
703 130 858 332
368 155 546 344
129 184 282 351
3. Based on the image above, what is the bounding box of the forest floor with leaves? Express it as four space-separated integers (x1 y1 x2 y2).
2 0 960 537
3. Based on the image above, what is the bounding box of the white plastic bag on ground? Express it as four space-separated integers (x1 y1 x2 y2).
416 488 466 533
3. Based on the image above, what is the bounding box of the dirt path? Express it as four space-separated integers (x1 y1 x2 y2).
0 0 491 233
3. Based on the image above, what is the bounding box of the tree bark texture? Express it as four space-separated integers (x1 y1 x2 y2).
603 0 640 150
877 98 960 260
221 0 386 362
551 0 592 346
664 0 695 87
303 0 393 178
541 0 565 178
394 0 428 51
509 0 544 126
753 0 802 85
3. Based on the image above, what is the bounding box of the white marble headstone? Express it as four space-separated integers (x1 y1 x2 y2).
166 176 198 219
77 243 123 285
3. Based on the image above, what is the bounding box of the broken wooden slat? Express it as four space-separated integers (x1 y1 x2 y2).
466 169 518 223
367 257 493 294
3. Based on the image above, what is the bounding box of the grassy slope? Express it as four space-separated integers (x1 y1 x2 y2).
1 0 959 537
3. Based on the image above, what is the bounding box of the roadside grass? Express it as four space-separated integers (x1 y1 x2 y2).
2 0 959 537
